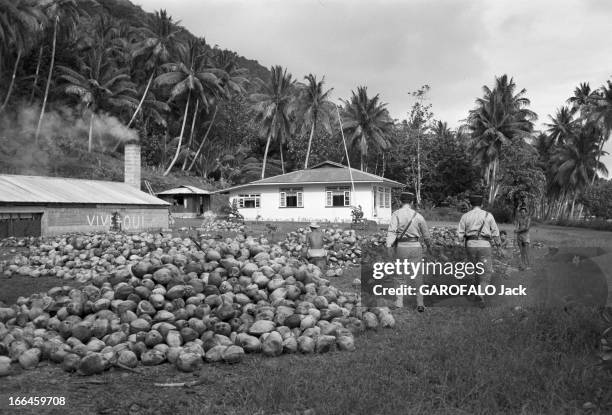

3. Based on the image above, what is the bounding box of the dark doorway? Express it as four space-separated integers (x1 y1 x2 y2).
0 213 42 238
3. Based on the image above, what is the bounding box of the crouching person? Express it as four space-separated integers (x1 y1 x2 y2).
457 194 501 308
306 222 327 272
386 191 431 312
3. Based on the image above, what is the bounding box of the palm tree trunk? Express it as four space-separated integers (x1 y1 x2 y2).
382 152 386 177
590 135 607 186
162 131 167 168
280 141 285 174
570 193 576 219
127 72 154 128
164 94 191 176
0 50 22 113
35 17 59 144
488 159 498 205
187 105 218 172
304 121 316 169
88 112 95 153
182 99 199 170
261 112 277 179
30 46 43 103
360 153 364 171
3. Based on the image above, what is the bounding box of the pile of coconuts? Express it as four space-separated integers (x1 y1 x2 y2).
199 220 246 234
282 228 368 270
0 233 396 377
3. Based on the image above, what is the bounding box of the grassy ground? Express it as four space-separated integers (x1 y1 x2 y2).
0 222 611 414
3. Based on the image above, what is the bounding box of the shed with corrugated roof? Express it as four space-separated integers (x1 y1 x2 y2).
0 174 169 237
156 185 212 217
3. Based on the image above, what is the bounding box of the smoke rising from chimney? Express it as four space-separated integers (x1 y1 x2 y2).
0 105 138 175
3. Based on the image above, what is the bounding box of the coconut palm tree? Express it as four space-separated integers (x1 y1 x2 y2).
250 65 296 178
431 120 453 140
185 50 248 172
35 0 82 143
466 75 536 204
340 86 393 171
567 82 596 118
297 74 334 169
154 39 225 176
588 80 612 185
545 106 576 146
550 123 608 218
0 0 45 112
129 9 182 128
57 49 138 151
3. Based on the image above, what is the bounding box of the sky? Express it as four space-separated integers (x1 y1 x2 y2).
136 0 612 174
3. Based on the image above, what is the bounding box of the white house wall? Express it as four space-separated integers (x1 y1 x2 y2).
229 183 393 223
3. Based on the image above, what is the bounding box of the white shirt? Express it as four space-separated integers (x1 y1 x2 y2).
457 207 500 246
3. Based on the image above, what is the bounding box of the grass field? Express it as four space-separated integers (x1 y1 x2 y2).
0 221 611 414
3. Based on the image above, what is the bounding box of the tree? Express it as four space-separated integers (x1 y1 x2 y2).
184 49 249 172
154 39 225 175
35 0 81 143
250 65 296 178
431 120 452 140
567 82 596 117
580 180 612 219
129 9 181 128
57 49 138 151
0 0 45 112
340 86 393 171
550 123 608 218
545 106 576 146
297 74 334 169
588 80 612 185
466 75 536 205
407 85 432 205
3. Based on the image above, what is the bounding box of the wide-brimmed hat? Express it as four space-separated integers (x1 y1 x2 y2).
309 222 320 228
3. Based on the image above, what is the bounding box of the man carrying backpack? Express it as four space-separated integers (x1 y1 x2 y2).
457 194 501 308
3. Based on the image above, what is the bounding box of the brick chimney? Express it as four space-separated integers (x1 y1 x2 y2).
124 143 141 190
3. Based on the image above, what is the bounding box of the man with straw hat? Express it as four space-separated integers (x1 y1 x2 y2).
306 222 327 271
386 191 432 312
457 194 501 308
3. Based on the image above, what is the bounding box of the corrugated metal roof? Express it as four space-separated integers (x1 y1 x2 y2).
0 175 170 205
215 160 404 193
156 185 211 196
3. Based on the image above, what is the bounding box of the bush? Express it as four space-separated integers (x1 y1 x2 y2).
420 207 463 222
488 199 514 223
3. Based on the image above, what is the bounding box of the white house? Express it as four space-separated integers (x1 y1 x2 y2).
217 161 404 223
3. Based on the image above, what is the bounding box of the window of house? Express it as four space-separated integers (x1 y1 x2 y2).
280 188 303 208
237 194 260 208
326 186 350 207
377 187 391 208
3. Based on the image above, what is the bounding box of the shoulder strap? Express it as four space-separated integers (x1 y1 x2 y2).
393 211 418 246
477 211 489 238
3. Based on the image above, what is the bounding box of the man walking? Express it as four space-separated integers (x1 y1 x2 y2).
306 222 327 271
386 191 432 312
514 207 531 270
457 194 501 308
